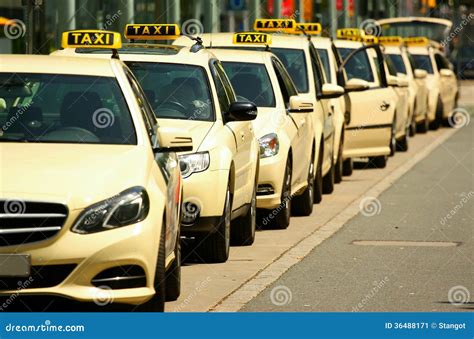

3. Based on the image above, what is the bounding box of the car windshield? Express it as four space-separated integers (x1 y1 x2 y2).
388 54 407 74
126 62 214 121
221 62 275 107
380 21 451 42
272 48 309 93
411 54 434 74
316 48 332 83
0 73 136 144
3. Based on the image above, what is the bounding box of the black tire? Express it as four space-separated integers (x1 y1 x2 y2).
429 97 442 130
334 138 343 184
266 157 292 229
137 220 166 312
417 113 429 133
396 126 409 152
342 158 353 176
165 232 181 301
322 154 334 194
409 104 417 137
313 147 323 204
370 155 387 169
389 120 396 156
200 184 231 263
292 152 314 216
231 184 256 246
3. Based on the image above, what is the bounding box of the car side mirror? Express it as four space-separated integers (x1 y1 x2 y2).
414 69 427 79
0 98 6 112
396 74 409 87
153 126 193 153
227 101 258 122
319 83 345 99
387 75 399 87
289 95 314 113
440 68 454 77
344 78 370 92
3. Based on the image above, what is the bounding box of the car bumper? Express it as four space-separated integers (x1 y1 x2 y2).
255 153 287 210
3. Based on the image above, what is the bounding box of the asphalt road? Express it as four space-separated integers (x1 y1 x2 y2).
242 109 474 312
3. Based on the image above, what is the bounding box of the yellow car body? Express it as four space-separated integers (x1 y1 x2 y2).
0 52 186 308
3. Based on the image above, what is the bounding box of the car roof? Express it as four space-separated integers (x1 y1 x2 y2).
309 36 333 49
333 39 364 49
209 48 273 64
376 17 452 29
405 46 430 55
0 54 116 76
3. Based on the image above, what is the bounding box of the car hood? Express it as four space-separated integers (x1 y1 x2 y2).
0 143 151 210
157 119 215 152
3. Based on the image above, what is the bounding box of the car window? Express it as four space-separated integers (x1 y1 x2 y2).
272 48 309 93
214 61 236 103
388 54 407 75
385 56 398 76
434 53 451 70
337 47 375 82
272 58 298 108
0 73 136 144
316 48 332 83
411 54 434 74
309 46 325 96
222 61 275 107
126 62 214 122
210 61 233 114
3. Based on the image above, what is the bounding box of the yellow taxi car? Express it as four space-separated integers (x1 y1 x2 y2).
379 36 430 135
211 34 316 228
334 29 398 168
0 31 192 311
53 24 260 263
403 37 458 130
175 19 345 202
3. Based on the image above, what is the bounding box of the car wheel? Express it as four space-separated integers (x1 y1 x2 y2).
370 155 387 169
322 153 334 194
342 158 353 176
313 148 323 204
137 219 166 312
429 97 442 130
417 113 429 133
396 126 409 152
200 184 231 263
389 120 396 156
409 104 417 137
165 230 181 301
267 157 292 229
334 138 343 184
231 183 256 246
292 152 314 216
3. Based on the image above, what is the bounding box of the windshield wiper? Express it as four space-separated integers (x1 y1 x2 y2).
0 136 30 142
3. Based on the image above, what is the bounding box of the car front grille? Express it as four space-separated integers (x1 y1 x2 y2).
0 200 68 246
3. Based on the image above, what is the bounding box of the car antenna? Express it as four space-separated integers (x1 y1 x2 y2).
182 34 204 53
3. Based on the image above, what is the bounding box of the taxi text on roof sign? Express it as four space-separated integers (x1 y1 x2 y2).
336 28 364 39
296 23 322 35
253 19 296 33
378 36 403 45
124 24 181 40
404 37 429 46
233 32 271 45
61 30 122 49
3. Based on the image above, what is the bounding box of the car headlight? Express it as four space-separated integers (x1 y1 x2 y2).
259 133 279 158
71 187 150 234
179 152 210 179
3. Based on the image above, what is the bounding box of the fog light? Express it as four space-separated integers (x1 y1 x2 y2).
257 184 275 196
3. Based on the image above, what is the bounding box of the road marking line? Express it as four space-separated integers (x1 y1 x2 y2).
351 240 460 247
211 127 459 312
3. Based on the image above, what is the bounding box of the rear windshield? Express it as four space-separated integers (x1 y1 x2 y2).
411 54 434 74
388 54 407 74
0 73 136 144
272 48 309 93
126 62 214 121
222 62 275 107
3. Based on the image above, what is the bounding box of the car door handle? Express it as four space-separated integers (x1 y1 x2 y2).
240 132 245 141
380 101 390 111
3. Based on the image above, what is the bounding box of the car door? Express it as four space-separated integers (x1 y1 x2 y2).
434 53 457 113
338 46 394 155
271 57 311 185
210 59 252 209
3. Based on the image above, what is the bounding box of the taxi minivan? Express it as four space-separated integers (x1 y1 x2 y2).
0 31 191 311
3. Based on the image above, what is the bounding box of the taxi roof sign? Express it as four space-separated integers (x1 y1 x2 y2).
296 23 322 35
61 30 121 49
336 28 364 39
362 35 378 43
253 19 296 33
378 36 403 45
233 32 271 45
404 37 429 46
124 24 181 41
